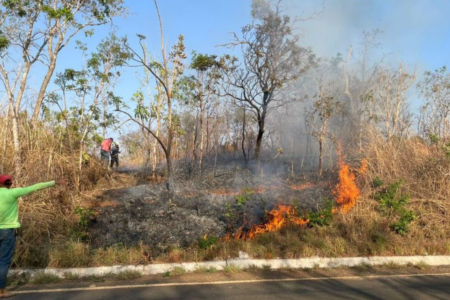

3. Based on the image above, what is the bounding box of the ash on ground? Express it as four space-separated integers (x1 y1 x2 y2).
88 162 331 252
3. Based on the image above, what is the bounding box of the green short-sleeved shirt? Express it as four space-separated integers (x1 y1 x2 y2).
0 181 55 229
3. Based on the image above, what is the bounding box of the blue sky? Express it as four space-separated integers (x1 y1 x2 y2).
48 0 450 138
55 0 450 89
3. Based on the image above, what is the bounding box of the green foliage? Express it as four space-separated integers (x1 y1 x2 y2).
198 235 218 249
164 267 185 277
374 181 408 212
443 142 450 158
132 91 150 121
429 134 440 144
190 52 219 71
223 191 253 229
42 5 74 21
2 0 27 17
71 206 94 242
305 199 334 227
390 210 417 235
0 32 9 51
372 176 384 188
374 180 417 235
235 194 249 207
75 206 95 229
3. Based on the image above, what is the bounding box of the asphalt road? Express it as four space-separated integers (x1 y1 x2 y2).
10 274 450 300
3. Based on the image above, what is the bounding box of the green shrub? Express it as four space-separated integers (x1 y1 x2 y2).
372 176 384 188
198 235 218 249
75 206 95 228
374 181 406 211
374 180 416 235
235 194 249 207
390 209 417 235
306 200 334 227
429 133 440 144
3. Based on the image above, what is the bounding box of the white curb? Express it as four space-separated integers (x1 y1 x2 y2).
9 255 450 279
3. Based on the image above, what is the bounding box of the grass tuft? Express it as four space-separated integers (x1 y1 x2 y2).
114 270 142 280
224 264 242 273
30 273 61 284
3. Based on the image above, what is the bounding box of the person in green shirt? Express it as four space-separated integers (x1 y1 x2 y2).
0 174 65 298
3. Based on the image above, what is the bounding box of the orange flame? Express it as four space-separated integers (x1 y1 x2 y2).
230 153 363 240
332 155 361 214
234 205 309 240
358 159 368 174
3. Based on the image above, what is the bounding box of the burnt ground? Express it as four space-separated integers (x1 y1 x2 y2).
86 162 333 251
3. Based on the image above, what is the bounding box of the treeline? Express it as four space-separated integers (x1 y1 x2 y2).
0 0 449 190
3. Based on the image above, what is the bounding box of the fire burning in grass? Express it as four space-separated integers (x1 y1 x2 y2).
231 155 364 240
332 156 362 214
233 204 309 240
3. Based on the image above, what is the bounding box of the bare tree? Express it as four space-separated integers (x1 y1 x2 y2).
306 79 343 177
418 66 450 142
367 64 416 142
219 0 316 161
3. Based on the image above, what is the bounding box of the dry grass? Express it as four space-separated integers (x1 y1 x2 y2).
2 119 450 268
91 243 149 266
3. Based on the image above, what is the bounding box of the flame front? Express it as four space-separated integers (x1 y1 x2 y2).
234 205 309 240
231 154 363 240
332 156 362 214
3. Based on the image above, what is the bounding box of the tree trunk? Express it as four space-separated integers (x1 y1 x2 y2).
191 112 198 175
165 152 174 194
31 58 58 123
241 108 248 164
318 119 328 177
199 105 205 176
11 105 22 176
254 117 265 161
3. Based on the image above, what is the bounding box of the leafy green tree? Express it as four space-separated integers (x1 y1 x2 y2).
46 36 127 188
0 0 126 175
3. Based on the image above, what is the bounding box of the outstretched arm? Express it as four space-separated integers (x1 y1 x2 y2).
11 181 56 198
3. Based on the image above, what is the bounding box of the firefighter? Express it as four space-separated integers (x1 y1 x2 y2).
110 142 120 171
100 138 113 168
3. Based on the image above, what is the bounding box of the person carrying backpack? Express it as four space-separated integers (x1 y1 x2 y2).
110 143 120 171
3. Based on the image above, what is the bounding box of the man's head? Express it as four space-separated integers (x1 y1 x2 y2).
0 174 13 189
110 138 114 141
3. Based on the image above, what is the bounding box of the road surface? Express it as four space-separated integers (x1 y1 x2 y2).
10 273 450 300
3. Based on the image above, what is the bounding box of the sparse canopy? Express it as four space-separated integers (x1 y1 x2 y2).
220 0 317 160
